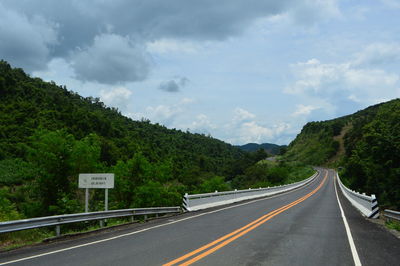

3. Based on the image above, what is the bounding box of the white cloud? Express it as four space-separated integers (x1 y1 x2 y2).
344 68 398 88
144 105 182 126
285 58 344 95
348 94 360 103
233 108 256 122
353 43 400 66
292 104 319 116
100 87 133 111
181 98 195 104
234 121 291 144
131 98 195 126
32 58 75 83
187 114 216 134
240 121 274 142
285 55 400 105
226 108 292 144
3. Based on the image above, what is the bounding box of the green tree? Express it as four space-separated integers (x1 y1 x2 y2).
27 129 103 215
0 187 23 221
70 133 102 173
112 153 152 208
135 181 181 207
198 176 231 193
28 129 75 214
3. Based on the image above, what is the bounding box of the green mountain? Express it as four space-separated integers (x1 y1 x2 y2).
0 60 255 219
283 99 400 208
0 60 323 223
237 143 286 155
0 61 243 167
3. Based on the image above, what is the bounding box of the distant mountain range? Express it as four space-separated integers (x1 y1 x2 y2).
237 143 286 155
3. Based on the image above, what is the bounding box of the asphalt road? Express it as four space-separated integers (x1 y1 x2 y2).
1 168 399 265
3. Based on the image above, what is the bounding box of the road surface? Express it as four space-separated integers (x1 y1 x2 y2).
1 168 399 265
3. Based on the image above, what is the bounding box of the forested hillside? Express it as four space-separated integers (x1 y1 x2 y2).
0 61 313 223
283 99 400 209
0 60 246 220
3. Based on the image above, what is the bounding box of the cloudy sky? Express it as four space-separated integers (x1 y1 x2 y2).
1 0 399 145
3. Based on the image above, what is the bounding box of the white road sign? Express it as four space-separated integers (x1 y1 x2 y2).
79 173 114 189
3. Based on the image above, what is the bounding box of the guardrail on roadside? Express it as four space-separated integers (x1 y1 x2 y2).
182 171 318 211
336 173 379 218
0 207 181 237
384 209 400 222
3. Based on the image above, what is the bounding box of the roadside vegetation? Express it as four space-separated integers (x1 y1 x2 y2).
386 219 400 232
0 61 314 249
230 159 314 189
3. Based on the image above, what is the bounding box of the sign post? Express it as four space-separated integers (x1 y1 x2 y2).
79 173 114 213
85 188 89 212
105 188 108 211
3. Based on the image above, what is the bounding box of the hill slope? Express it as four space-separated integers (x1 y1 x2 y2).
0 60 254 219
0 61 243 168
283 99 400 208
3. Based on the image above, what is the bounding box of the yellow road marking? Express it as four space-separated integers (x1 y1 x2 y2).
164 170 328 266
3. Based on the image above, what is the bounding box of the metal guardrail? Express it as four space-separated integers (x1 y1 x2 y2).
336 173 379 218
0 207 181 236
183 171 318 211
384 209 400 222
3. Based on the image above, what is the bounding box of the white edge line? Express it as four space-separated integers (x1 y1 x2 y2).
334 172 362 266
0 171 320 265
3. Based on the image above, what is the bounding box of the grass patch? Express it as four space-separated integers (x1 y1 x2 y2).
386 219 400 231
0 229 53 251
285 164 315 183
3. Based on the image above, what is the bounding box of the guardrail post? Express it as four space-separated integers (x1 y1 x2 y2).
183 193 190 211
85 188 89 212
55 225 61 237
130 210 135 223
370 194 379 218
100 220 104 228
144 214 148 221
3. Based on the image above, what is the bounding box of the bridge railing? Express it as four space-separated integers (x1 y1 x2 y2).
183 172 318 211
336 173 379 218
0 207 181 237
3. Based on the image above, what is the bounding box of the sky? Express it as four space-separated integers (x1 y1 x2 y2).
1 0 399 145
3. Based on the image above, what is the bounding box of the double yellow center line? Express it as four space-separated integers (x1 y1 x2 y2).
164 171 328 266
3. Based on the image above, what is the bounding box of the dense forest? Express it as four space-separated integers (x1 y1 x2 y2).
0 60 313 223
283 99 400 209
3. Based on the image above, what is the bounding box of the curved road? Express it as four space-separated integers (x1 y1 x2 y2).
1 168 399 265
